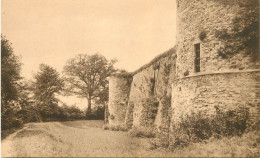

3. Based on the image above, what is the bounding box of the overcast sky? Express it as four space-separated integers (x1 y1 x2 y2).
2 0 177 109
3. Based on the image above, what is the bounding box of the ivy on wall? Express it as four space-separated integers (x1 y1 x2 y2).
139 96 159 127
215 0 259 61
125 101 134 129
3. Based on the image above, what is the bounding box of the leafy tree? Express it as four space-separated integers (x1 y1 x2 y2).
215 0 259 60
1 35 22 106
16 80 41 123
1 35 23 129
63 53 116 116
32 64 64 121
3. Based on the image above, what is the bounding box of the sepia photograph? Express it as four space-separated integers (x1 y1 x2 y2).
1 0 259 157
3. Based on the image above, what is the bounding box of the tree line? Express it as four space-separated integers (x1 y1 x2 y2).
1 35 118 137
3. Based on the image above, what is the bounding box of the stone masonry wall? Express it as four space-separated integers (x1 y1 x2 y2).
171 70 260 127
176 0 259 78
107 1 259 148
108 75 132 126
127 48 176 129
129 65 154 127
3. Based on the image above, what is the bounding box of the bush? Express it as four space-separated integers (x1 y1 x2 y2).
139 97 159 127
86 106 105 120
128 126 156 138
125 101 134 130
59 104 85 121
152 96 172 148
102 124 127 131
170 106 250 150
199 30 207 41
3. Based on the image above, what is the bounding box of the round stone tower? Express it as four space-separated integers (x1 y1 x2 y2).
171 0 260 127
108 74 132 126
175 0 259 78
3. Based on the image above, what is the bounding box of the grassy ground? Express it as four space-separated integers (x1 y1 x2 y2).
2 120 259 157
172 131 260 157
1 126 24 140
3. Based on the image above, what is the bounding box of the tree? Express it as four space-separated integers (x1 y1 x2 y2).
16 80 41 123
32 64 64 121
63 53 117 116
1 35 22 106
1 35 23 129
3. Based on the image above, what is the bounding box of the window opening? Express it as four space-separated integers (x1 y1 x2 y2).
194 43 200 72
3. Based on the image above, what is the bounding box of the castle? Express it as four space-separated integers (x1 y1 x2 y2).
107 0 259 146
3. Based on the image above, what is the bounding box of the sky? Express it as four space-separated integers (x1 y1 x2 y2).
2 0 177 109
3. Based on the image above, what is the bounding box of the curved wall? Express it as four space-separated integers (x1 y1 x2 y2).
171 70 260 126
108 75 132 126
176 0 259 78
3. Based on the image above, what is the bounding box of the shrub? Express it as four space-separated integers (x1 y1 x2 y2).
125 101 134 130
128 126 156 138
212 106 249 137
139 97 159 127
199 30 207 41
152 96 172 148
170 106 250 150
86 106 105 120
102 124 127 131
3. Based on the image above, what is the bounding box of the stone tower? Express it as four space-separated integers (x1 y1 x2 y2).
107 0 259 135
107 74 132 126
172 0 260 125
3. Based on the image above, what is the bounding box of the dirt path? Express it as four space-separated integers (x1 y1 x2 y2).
1 120 174 157
2 120 259 157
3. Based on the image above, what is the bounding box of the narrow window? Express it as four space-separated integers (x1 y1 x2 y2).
194 43 200 72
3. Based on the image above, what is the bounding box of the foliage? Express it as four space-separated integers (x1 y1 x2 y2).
1 35 23 130
170 131 259 157
128 126 156 138
132 46 176 75
127 97 159 138
102 124 127 131
1 36 40 138
125 101 134 129
1 36 22 105
215 0 259 60
63 53 117 117
16 80 41 123
170 106 250 150
151 96 172 148
163 63 171 84
32 64 64 121
58 104 85 121
1 37 88 139
199 30 207 41
139 96 159 127
86 105 105 120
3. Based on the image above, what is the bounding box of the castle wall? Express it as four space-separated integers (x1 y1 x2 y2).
165 0 260 147
126 48 176 129
171 70 260 126
176 0 259 78
108 75 132 126
129 66 154 127
107 1 259 147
